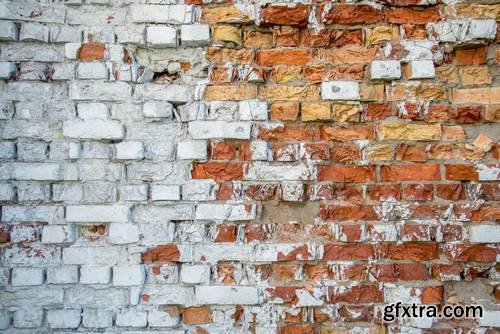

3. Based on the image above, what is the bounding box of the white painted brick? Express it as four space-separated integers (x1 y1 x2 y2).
0 62 16 79
180 264 210 284
469 225 500 243
196 203 256 221
120 184 148 201
0 310 8 329
178 102 207 121
479 310 500 327
66 205 130 223
47 309 81 329
151 184 181 201
148 310 179 327
0 268 9 286
251 141 269 161
11 163 65 181
239 100 268 120
177 140 208 160
134 84 192 103
188 121 251 139
13 308 43 328
80 265 111 284
63 119 124 140
280 182 305 201
182 180 215 201
400 40 435 61
82 309 113 328
77 62 108 80
0 183 15 201
193 244 253 263
130 5 194 24
47 266 78 284
113 264 145 286
2 205 64 223
0 21 18 41
116 141 145 160
141 286 195 305
409 60 435 79
116 309 148 327
69 81 132 101
143 101 173 118
196 286 259 305
181 24 210 47
245 162 313 181
41 225 77 244
19 23 49 42
63 246 121 265
321 81 360 100
108 222 139 244
370 60 401 80
477 164 500 181
65 42 81 59
11 267 44 286
147 25 177 48
467 20 497 41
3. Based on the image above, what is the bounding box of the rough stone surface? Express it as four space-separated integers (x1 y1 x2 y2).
0 1 499 333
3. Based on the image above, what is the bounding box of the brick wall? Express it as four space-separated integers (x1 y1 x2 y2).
0 0 499 332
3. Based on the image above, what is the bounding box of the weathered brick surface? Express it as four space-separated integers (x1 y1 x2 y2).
0 0 499 333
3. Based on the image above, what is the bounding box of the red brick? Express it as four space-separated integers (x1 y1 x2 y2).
382 242 439 261
317 165 375 183
444 243 497 262
381 164 440 181
260 4 311 28
243 184 276 201
321 204 377 222
444 164 478 181
328 285 383 303
258 124 319 141
142 244 180 263
453 106 483 124
455 47 488 65
214 225 237 243
304 263 332 281
192 162 244 182
403 184 434 201
368 184 402 201
330 144 361 163
77 43 106 61
278 324 315 334
273 27 300 47
332 29 363 47
383 7 441 24
257 49 311 66
323 244 376 261
339 305 371 322
321 124 376 141
270 102 300 121
182 307 211 325
321 4 382 25
266 286 298 303
364 103 392 121
395 144 427 162
210 141 237 160
435 184 465 200
421 286 443 304
273 263 301 281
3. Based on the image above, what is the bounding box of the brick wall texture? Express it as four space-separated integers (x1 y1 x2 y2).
0 0 499 332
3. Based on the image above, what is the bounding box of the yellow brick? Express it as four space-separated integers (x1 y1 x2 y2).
202 6 252 24
436 65 459 84
360 83 384 102
270 66 302 84
459 66 492 85
213 25 242 45
454 4 500 19
332 104 361 122
204 85 257 101
416 83 445 100
368 144 393 161
450 87 500 104
379 123 441 141
365 26 398 45
259 85 319 101
301 102 330 121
